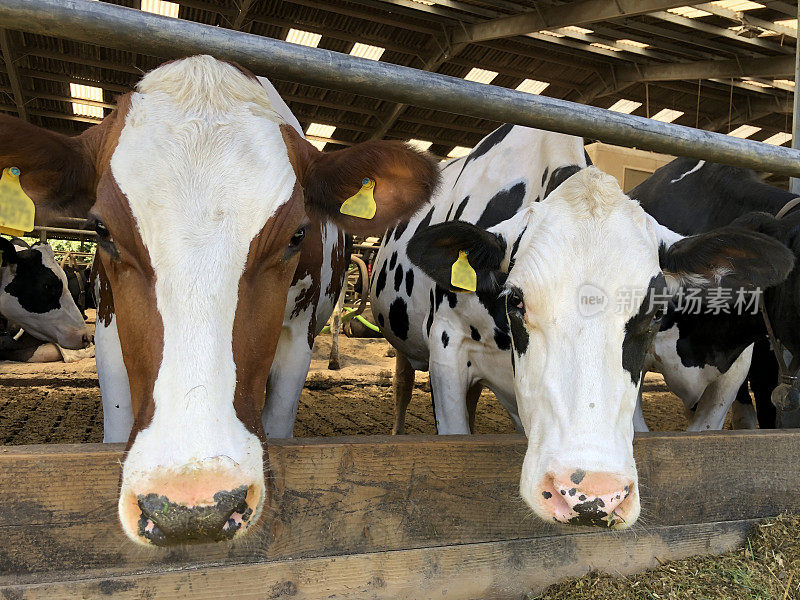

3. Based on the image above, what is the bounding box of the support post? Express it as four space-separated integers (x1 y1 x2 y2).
792 0 800 195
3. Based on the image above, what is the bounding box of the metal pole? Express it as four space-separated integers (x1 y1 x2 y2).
2 0 800 175
792 0 800 194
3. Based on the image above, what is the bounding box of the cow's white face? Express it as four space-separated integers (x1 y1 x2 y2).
0 242 89 349
109 58 298 545
507 168 663 528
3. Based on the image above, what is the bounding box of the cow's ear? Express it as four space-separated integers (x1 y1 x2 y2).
0 237 18 267
658 224 794 292
0 114 100 222
281 124 439 236
407 221 507 294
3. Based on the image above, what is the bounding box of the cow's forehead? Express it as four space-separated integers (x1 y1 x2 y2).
508 169 660 307
110 62 296 251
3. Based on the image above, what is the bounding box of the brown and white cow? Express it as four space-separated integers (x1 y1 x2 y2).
0 55 438 545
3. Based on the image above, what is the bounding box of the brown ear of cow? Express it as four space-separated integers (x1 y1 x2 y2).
0 106 127 223
281 124 439 236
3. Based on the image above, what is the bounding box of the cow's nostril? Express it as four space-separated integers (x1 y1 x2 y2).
136 485 253 546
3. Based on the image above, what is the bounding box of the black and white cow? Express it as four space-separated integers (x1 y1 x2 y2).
630 157 800 429
0 237 90 350
371 124 793 529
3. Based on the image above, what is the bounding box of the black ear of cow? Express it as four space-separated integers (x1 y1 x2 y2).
660 225 795 292
0 237 18 267
407 221 507 293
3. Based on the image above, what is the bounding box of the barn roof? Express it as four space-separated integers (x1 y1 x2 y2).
0 0 796 164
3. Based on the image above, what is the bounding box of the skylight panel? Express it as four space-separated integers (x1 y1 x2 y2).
762 132 792 146
608 99 642 114
710 1 764 10
775 19 797 29
728 125 761 138
668 6 711 18
350 43 385 61
140 0 179 17
69 83 104 119
306 123 336 138
741 79 772 88
590 42 621 51
447 146 472 158
616 39 650 49
286 28 322 48
774 79 795 87
651 108 684 123
563 26 593 35
540 30 565 38
308 139 327 151
515 79 549 95
407 139 432 152
463 68 498 84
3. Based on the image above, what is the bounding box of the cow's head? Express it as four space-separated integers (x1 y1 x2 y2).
408 167 793 529
0 56 438 545
0 238 89 348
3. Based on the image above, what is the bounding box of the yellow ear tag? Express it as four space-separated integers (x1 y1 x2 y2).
339 177 377 220
451 250 477 292
0 167 35 237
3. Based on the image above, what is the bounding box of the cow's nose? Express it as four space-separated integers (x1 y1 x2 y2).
537 470 637 528
136 486 252 545
120 474 263 546
81 333 92 347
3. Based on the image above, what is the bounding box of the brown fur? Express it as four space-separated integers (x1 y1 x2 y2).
280 124 439 236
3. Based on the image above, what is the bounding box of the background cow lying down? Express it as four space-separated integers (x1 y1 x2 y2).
0 55 438 546
0 236 90 359
372 124 793 530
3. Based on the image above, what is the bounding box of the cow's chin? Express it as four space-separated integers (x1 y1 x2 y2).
118 460 266 547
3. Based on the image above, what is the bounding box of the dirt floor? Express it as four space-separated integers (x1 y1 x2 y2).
0 311 718 444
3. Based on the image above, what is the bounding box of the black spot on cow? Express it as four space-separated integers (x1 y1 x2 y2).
374 261 388 298
453 124 514 186
453 196 470 220
4 248 63 314
414 206 435 236
509 313 529 355
393 266 403 292
508 230 524 272
377 313 385 328
405 268 414 296
540 167 549 187
388 298 410 341
470 326 481 341
568 488 576 497
467 360 471 367
435 284 458 310
567 498 612 527
544 165 583 199
494 330 511 351
579 494 586 501
475 182 526 229
389 251 398 270
542 491 552 499
445 203 454 221
393 220 409 241
426 290 434 336
570 470 586 485
560 490 566 495
441 331 449 348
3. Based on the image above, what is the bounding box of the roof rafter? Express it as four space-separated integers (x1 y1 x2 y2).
0 29 26 121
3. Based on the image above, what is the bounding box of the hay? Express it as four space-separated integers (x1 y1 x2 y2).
533 514 800 600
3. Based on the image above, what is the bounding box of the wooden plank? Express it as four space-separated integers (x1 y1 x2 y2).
0 519 755 599
0 431 798 583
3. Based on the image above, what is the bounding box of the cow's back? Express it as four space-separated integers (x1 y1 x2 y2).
371 125 587 373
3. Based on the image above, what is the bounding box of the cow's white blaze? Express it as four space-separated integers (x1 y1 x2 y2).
111 57 295 538
508 168 663 527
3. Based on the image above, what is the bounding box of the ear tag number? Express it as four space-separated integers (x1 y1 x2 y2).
0 167 35 237
340 177 377 220
451 250 477 292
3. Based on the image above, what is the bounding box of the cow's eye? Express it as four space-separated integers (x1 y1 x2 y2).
94 219 111 240
504 287 525 313
87 216 118 259
289 226 306 248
